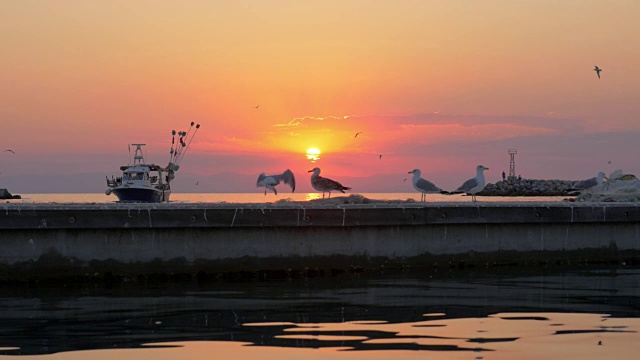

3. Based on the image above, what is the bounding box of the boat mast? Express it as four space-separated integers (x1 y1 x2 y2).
131 144 146 165
176 122 200 165
167 122 200 173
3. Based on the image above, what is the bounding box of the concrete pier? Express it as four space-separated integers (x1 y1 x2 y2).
1 201 639 281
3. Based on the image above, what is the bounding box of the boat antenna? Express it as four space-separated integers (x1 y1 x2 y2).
174 121 195 163
175 123 200 165
172 129 185 164
182 121 195 146
169 129 177 164
174 130 186 163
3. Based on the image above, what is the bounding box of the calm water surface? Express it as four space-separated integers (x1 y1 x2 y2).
0 269 639 359
12 193 569 204
4 193 633 359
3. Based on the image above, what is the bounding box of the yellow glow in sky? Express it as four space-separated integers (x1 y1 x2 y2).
306 148 321 163
1 1 640 192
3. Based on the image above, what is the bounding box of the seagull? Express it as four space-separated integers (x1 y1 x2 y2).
450 165 489 202
308 167 351 198
570 171 606 191
354 132 363 138
594 66 602 79
257 169 296 195
408 169 448 201
379 154 382 159
4 149 15 154
255 105 260 108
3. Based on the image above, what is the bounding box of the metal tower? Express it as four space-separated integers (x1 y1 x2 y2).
508 149 517 177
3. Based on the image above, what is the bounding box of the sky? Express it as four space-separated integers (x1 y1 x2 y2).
1 0 640 193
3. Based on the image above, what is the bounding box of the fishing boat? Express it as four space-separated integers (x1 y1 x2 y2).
105 122 200 202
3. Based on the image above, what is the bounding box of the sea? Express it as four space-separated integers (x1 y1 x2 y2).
2 193 639 359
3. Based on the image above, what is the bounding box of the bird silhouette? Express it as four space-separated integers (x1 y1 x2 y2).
408 169 448 201
379 154 382 159
354 132 363 138
308 167 350 199
594 66 602 79
255 105 260 108
257 169 296 195
450 165 489 202
4 149 15 154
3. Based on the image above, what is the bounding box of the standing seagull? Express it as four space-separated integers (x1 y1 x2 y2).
594 66 602 79
408 169 448 202
450 165 489 202
257 169 296 195
308 167 351 198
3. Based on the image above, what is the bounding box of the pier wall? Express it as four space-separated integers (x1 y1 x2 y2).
1 203 639 279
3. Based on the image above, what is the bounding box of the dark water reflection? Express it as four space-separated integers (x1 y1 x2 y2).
1 267 639 357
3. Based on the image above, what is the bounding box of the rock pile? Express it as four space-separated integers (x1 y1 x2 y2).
0 188 21 200
478 178 577 196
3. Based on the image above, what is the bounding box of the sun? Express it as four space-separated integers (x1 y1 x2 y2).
306 147 321 162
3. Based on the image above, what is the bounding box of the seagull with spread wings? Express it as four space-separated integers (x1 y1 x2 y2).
594 65 602 79
257 169 296 195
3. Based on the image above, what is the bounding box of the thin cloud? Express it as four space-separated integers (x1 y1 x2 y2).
273 115 347 128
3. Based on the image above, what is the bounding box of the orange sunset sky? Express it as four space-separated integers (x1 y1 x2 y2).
1 1 640 193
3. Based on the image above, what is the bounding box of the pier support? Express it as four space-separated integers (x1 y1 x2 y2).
1 202 639 280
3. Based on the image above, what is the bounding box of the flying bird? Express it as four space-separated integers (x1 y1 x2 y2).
257 169 296 195
594 66 602 79
408 169 448 202
379 154 382 159
403 178 407 182
255 105 260 108
4 149 15 154
354 132 363 138
450 165 489 202
308 167 351 199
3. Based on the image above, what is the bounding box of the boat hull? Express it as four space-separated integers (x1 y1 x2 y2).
111 187 170 203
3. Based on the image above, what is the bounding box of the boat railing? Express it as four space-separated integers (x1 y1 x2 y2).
106 176 121 188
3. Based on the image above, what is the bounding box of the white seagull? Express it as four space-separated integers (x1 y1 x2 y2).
570 171 606 191
594 65 602 79
451 165 489 202
256 169 296 195
308 167 351 199
408 169 448 202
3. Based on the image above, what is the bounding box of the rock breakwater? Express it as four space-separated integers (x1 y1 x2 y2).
478 178 577 196
0 188 21 200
